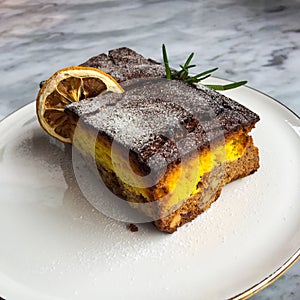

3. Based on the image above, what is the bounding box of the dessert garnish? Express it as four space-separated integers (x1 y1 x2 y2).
36 66 123 143
162 44 247 90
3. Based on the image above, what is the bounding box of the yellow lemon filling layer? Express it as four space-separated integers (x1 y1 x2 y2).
153 135 247 209
73 125 247 210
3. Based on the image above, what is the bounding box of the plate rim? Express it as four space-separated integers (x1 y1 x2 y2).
215 79 300 299
0 80 299 300
230 249 300 299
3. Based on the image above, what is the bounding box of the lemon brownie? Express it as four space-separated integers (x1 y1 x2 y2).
65 49 259 233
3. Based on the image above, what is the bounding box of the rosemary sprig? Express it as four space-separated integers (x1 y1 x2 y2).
162 44 247 90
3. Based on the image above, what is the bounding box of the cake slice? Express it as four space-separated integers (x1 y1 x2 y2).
80 47 167 82
66 48 259 233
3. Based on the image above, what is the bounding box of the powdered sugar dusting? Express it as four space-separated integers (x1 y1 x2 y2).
81 47 166 83
67 77 259 170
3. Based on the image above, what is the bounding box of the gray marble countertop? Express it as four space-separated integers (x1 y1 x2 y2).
0 0 299 299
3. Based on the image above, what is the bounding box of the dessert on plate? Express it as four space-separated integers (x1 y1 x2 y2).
36 47 260 233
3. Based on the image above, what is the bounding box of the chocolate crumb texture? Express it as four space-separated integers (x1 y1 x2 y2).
127 223 139 232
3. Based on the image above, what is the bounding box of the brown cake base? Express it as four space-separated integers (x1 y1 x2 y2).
154 137 259 233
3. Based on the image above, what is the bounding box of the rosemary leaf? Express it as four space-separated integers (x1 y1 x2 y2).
195 67 218 78
181 71 189 80
183 52 194 68
179 64 196 69
197 75 211 82
205 81 247 90
162 44 172 80
187 74 211 82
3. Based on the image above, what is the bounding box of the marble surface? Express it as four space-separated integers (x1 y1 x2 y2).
0 0 299 299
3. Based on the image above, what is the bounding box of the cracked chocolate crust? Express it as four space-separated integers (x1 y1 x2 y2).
66 76 259 174
80 47 167 82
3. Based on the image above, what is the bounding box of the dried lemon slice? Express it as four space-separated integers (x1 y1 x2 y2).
36 66 124 143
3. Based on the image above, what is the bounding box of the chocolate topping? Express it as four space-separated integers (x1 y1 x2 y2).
81 47 166 82
67 48 259 173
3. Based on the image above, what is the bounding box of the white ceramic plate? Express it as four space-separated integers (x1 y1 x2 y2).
0 80 299 300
